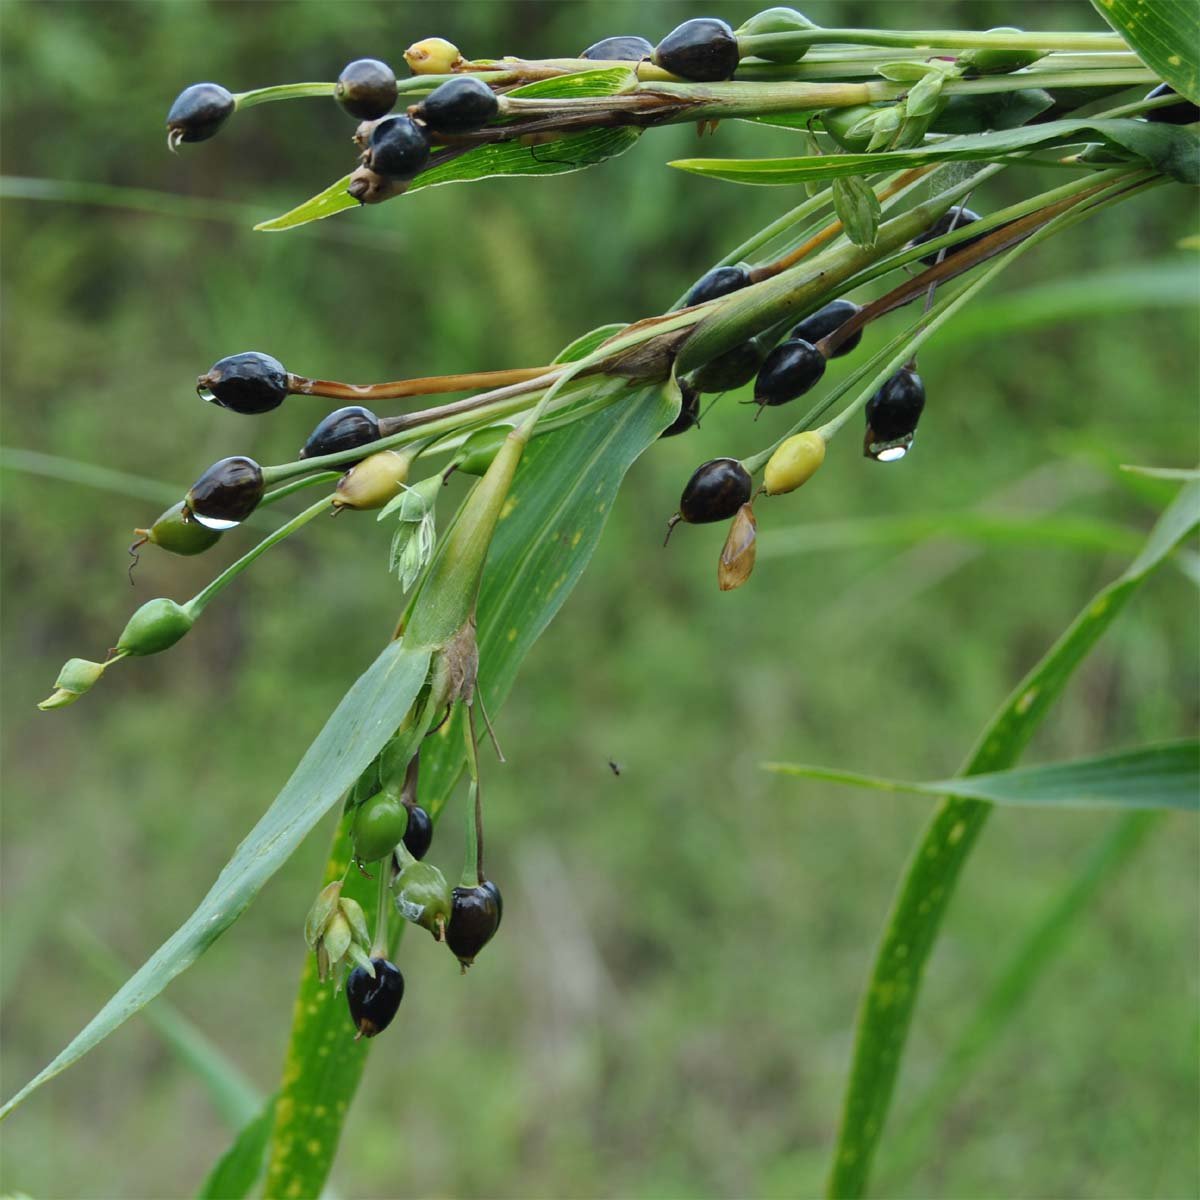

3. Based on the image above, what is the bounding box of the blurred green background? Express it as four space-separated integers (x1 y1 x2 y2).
1 2 1197 1197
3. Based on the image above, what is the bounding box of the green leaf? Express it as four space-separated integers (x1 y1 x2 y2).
1090 0 1200 104
766 741 1199 812
0 637 433 1121
670 118 1200 185
832 175 881 247
197 1097 277 1200
66 923 262 1130
553 322 628 364
257 69 642 231
254 174 357 232
1121 463 1200 480
261 376 676 1198
825 479 1200 1198
879 810 1159 1192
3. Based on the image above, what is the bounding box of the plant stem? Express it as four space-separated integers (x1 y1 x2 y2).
288 365 555 403
185 494 332 617
233 82 335 109
738 28 1128 54
460 706 484 887
370 861 389 958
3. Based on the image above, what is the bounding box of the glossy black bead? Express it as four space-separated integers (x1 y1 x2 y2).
791 299 863 359
866 367 925 440
678 458 752 524
166 83 234 143
581 35 654 61
416 76 499 134
690 339 766 394
299 406 381 460
200 351 288 415
685 264 752 306
336 58 398 121
401 805 433 861
445 883 502 966
346 957 404 1038
654 18 740 82
368 116 431 180
660 380 701 437
185 456 265 528
1144 82 1200 125
911 206 984 267
754 338 827 407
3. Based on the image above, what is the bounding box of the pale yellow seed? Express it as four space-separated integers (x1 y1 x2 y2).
405 38 465 75
764 431 826 496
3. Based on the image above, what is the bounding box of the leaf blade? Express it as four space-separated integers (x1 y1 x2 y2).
825 479 1200 1198
766 741 1200 812
1090 0 1200 103
0 638 432 1121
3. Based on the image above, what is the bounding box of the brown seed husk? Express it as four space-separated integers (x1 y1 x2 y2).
718 503 757 592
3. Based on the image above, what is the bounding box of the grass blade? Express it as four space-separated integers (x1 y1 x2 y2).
878 810 1161 1190
766 741 1199 813
0 638 433 1122
197 1097 277 1200
66 923 262 1130
1090 0 1200 103
826 479 1200 1198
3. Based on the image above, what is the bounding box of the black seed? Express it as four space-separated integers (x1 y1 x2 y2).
1144 82 1200 125
685 264 752 306
754 338 827 407
199 351 288 415
300 406 381 460
445 883 502 966
368 116 431 180
678 458 752 524
346 957 404 1038
185 456 265 528
660 381 701 437
581 35 654 61
401 805 433 861
690 339 766 394
336 58 398 121
166 83 234 144
911 206 984 267
654 18 740 82
415 76 499 134
791 299 863 359
866 367 925 440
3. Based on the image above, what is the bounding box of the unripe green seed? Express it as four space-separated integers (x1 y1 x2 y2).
735 7 817 62
454 426 509 477
134 501 222 557
394 860 453 939
351 791 409 863
958 28 1046 76
821 104 880 152
39 658 108 710
116 598 194 657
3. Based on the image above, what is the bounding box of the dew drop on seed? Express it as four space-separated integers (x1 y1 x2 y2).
198 386 218 404
866 432 915 462
192 512 241 531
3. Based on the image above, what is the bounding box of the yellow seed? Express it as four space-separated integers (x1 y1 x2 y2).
764 431 826 496
404 38 465 75
333 451 410 511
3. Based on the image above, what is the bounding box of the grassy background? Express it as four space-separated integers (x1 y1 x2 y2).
1 1 1196 1197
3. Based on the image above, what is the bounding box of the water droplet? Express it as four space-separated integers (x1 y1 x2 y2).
865 431 915 462
197 385 219 405
192 512 241 531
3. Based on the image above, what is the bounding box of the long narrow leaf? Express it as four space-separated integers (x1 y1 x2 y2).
1090 0 1200 103
878 810 1160 1191
671 118 1200 185
826 479 1200 1198
197 1097 277 1200
0 638 433 1121
766 741 1199 812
